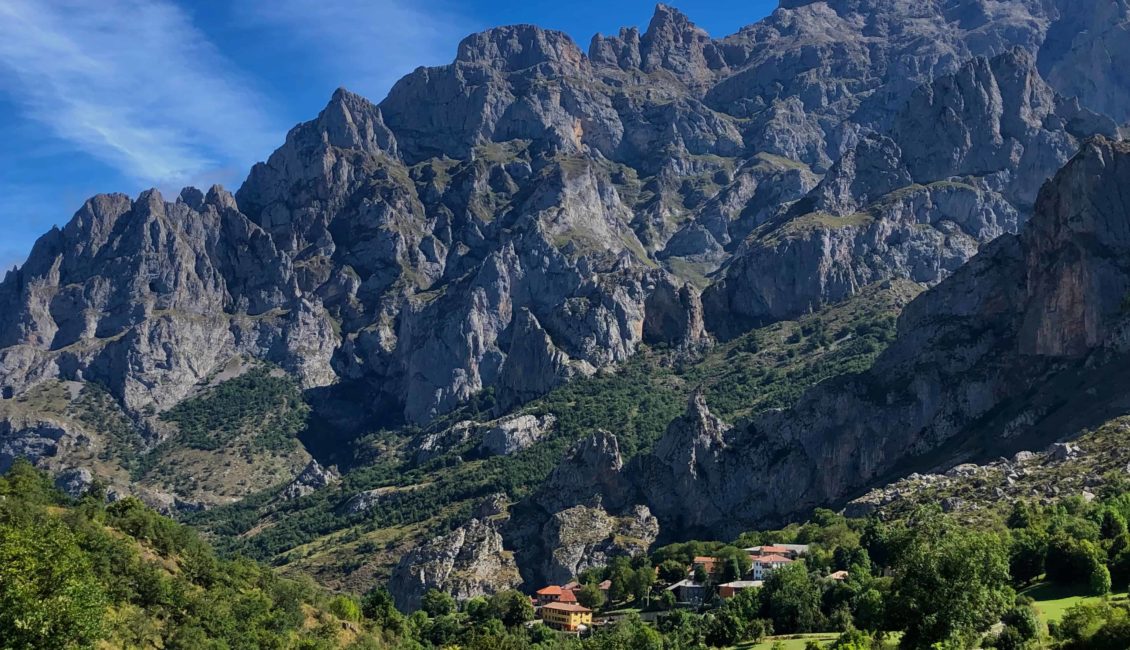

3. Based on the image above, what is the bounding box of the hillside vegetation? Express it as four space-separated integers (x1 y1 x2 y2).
186 282 916 588
13 454 1130 650
0 461 380 649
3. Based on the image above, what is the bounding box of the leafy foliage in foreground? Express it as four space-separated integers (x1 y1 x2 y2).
0 461 381 650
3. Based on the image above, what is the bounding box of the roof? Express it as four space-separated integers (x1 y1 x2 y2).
563 581 580 590
558 589 578 603
754 554 793 564
745 544 811 554
542 602 592 613
598 579 612 590
720 580 763 589
665 579 704 591
828 570 850 580
536 586 563 595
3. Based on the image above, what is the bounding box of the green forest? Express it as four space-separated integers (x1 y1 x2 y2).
8 457 1130 650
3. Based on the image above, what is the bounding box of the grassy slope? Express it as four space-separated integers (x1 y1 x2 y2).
188 281 921 591
0 362 313 508
1021 583 1130 624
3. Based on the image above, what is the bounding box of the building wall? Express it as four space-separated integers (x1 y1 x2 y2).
541 608 592 631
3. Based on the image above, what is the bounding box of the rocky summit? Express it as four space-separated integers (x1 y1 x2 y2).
2 0 1130 614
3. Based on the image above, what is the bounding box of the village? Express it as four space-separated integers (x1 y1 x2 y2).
531 543 847 634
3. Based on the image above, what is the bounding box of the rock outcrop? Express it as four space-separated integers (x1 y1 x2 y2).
479 413 557 457
388 517 522 612
636 392 734 537
53 467 95 498
538 504 659 585
505 430 657 585
280 459 338 500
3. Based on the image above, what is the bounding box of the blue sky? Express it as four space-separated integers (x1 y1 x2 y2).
0 0 777 272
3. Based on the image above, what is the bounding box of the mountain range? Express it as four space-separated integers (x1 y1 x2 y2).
2 0 1129 609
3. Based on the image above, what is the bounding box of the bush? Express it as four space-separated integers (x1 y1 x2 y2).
421 588 456 617
330 594 362 622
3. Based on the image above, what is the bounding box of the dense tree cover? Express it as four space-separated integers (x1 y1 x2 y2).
0 461 383 649
0 496 106 649
885 510 1011 648
160 366 309 452
565 499 1130 650
14 453 1130 649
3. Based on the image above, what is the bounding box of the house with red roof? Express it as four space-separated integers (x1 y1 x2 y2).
692 556 718 575
536 585 565 605
752 554 794 580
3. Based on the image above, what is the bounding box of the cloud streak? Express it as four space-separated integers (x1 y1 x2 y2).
233 0 473 102
0 0 283 186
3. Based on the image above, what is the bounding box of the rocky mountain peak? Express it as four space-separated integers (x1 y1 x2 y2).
644 3 706 44
455 24 585 72
651 390 729 467
588 3 727 86
530 430 632 515
317 87 398 157
640 3 726 82
587 27 642 69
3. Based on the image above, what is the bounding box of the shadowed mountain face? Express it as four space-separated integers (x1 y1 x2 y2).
634 137 1130 539
1 0 1129 602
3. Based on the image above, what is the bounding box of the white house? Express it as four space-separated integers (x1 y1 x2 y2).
751 554 793 580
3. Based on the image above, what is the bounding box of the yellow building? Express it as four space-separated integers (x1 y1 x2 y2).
539 602 593 632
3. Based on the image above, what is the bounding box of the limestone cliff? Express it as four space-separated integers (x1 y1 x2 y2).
639 137 1130 537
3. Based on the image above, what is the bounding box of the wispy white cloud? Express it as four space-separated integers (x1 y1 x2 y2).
0 0 284 187
232 0 473 102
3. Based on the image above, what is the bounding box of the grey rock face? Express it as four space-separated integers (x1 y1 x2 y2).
642 137 1130 535
643 277 708 348
415 421 477 464
703 49 1117 336
504 429 651 584
480 413 556 457
53 467 94 498
388 518 522 612
0 187 338 414
636 392 733 535
1038 0 1130 123
538 504 659 585
0 414 76 473
280 459 338 500
537 430 633 514
340 487 406 516
494 310 582 414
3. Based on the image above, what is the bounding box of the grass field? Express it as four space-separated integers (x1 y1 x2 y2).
1021 582 1130 624
729 634 840 650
